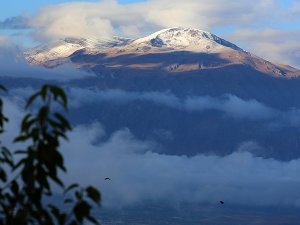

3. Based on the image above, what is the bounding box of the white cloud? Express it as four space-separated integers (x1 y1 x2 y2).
227 29 300 68
0 39 95 81
185 94 276 120
11 87 300 126
68 88 277 120
27 0 284 41
2 93 300 209
144 0 279 31
62 122 300 208
29 0 145 41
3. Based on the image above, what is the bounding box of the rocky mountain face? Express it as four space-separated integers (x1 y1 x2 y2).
13 28 300 160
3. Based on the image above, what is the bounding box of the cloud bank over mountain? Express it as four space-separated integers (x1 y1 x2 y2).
8 0 288 40
0 38 94 80
2 96 300 209
68 89 276 121
66 88 300 126
63 123 300 208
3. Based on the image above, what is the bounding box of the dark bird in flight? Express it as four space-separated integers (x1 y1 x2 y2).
219 201 224 205
105 177 111 181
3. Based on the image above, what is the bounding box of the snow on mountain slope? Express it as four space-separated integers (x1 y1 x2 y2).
129 27 243 52
25 37 132 66
25 27 244 66
24 27 300 77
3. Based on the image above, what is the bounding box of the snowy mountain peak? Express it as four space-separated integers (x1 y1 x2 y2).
25 36 132 66
24 27 300 78
132 27 243 52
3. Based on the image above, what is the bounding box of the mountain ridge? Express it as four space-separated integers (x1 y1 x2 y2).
25 27 300 78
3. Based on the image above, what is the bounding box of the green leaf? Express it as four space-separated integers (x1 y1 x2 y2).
21 116 36 133
74 201 91 222
14 150 28 155
53 130 68 140
0 84 102 224
86 186 101 205
48 204 66 224
20 114 31 131
11 181 19 195
40 85 48 101
51 86 68 109
50 175 64 188
38 106 49 124
75 190 82 200
0 84 7 92
87 215 100 225
0 169 7 182
54 113 72 130
64 183 79 194
26 92 40 109
14 135 30 143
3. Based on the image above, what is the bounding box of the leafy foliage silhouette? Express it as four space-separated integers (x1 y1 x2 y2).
0 84 101 224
